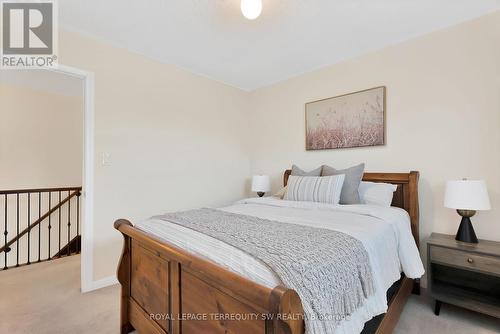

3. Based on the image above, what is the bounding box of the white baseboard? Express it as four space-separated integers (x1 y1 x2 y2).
83 275 118 292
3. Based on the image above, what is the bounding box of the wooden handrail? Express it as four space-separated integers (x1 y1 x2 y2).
0 189 81 254
0 186 81 195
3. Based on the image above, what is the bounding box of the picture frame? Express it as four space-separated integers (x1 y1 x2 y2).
305 86 386 150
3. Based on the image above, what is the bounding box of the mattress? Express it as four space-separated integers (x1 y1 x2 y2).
135 197 424 334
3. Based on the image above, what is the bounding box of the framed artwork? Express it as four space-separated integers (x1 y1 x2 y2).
305 86 386 150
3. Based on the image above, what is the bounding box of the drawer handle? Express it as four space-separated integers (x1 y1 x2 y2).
467 258 474 264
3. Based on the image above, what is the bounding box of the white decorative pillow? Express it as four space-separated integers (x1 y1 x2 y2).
284 175 345 205
358 181 398 207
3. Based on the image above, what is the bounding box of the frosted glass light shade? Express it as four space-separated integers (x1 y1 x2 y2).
444 180 491 211
241 0 262 20
252 175 270 192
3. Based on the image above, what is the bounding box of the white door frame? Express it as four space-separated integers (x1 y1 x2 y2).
44 64 95 292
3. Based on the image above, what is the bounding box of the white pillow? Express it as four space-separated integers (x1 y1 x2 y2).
284 175 345 205
358 181 398 207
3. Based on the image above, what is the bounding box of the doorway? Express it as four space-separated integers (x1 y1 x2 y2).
0 65 94 292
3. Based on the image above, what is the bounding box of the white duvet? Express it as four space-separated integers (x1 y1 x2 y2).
135 197 424 334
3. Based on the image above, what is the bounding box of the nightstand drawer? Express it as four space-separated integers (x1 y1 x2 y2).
430 246 500 277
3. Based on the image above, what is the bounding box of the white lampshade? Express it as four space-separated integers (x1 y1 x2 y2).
252 175 270 192
444 180 491 211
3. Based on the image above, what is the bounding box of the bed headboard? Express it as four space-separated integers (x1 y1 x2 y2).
283 170 420 248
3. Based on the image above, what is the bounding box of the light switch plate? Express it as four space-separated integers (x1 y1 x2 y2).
101 152 111 166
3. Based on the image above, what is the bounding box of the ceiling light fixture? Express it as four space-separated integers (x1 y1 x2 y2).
241 0 262 20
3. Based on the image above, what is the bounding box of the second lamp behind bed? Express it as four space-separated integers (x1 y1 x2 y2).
251 175 270 197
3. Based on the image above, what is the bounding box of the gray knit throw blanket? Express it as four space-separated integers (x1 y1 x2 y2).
154 208 375 334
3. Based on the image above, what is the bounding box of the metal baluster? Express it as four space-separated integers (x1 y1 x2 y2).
58 191 61 258
4 194 7 269
16 193 19 267
67 191 71 256
48 192 51 259
76 191 80 254
27 193 31 265
38 192 41 262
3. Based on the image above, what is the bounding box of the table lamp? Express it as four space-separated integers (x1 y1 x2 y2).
252 175 270 197
444 179 491 243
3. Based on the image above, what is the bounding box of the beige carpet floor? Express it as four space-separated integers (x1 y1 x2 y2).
1 255 498 334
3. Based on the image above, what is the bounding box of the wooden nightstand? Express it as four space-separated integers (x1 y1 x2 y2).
427 233 500 318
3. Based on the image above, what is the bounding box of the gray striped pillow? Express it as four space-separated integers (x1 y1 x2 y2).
284 175 345 204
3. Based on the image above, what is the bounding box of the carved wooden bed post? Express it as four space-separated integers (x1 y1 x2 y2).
115 219 134 334
269 286 305 334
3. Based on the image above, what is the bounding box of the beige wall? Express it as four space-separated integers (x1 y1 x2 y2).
0 84 83 267
0 84 83 189
58 31 252 280
249 10 500 267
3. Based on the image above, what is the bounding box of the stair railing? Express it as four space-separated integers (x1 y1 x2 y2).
0 186 82 270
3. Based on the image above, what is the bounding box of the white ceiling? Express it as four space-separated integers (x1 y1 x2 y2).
59 0 500 91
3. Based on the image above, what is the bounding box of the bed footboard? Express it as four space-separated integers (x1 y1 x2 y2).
114 219 305 334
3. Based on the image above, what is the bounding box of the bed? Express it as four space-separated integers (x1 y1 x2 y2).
114 170 422 334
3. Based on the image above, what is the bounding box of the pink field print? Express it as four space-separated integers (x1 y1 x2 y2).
306 86 385 150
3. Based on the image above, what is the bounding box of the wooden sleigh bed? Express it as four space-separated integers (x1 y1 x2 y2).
114 170 420 334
